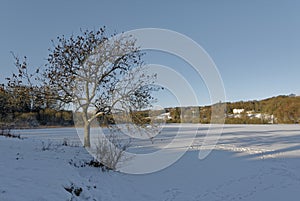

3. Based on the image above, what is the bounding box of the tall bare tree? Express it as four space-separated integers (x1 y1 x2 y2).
44 28 157 147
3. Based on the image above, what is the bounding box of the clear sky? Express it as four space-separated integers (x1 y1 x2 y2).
1 0 299 107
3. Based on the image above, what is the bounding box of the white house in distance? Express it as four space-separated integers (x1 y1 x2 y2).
233 109 245 114
146 112 172 121
156 112 172 120
232 109 245 118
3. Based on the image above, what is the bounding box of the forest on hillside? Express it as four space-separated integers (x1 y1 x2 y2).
166 95 300 124
1 84 299 128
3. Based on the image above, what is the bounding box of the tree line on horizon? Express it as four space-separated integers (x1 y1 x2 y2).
1 84 299 127
0 84 73 127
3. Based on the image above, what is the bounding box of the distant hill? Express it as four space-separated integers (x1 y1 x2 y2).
164 95 300 124
225 95 300 124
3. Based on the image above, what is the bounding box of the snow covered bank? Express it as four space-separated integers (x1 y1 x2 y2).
1 125 300 201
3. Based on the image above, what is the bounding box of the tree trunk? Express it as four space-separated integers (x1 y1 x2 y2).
84 122 91 147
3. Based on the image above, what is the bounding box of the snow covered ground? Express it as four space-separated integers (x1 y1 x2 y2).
1 124 300 201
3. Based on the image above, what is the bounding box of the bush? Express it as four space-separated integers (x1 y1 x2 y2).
0 123 20 138
94 132 130 171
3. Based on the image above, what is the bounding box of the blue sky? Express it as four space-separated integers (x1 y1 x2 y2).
1 0 299 107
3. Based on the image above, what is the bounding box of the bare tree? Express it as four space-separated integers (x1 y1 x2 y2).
44 28 157 147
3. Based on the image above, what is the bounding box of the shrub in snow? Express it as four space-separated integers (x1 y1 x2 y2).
62 138 69 146
0 123 21 139
41 141 54 151
94 132 130 171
